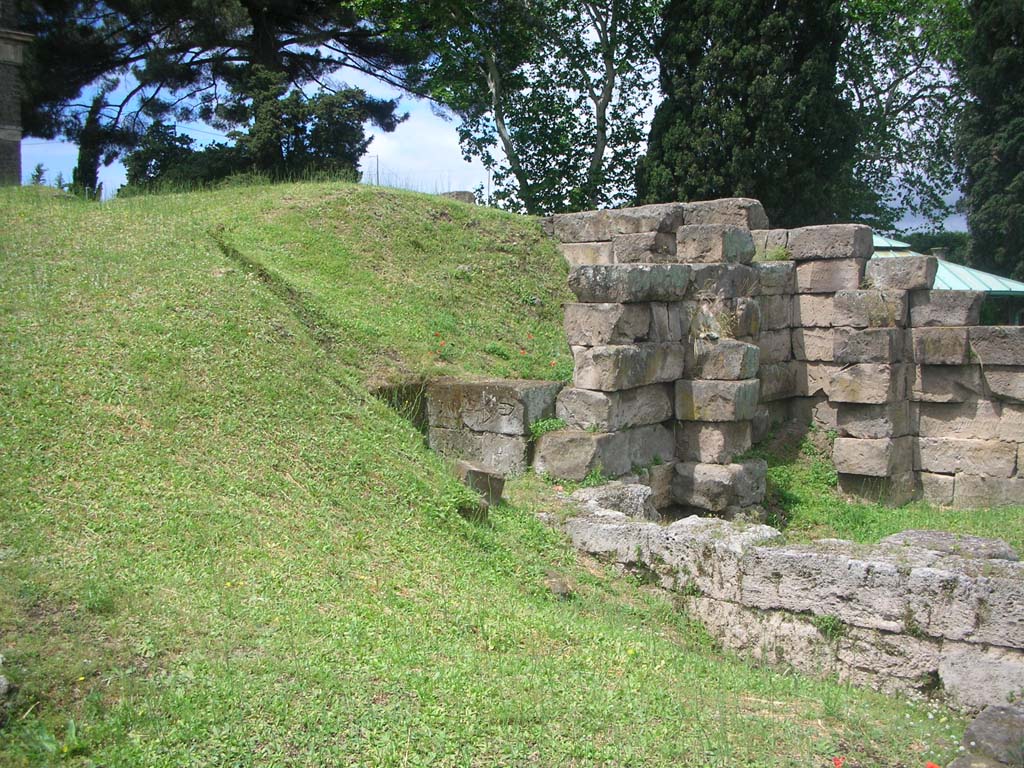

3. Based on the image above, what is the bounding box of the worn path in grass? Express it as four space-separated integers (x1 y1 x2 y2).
1 184 966 766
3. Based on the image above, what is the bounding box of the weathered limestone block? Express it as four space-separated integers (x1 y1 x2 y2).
612 231 676 263
752 261 796 295
675 224 755 264
999 404 1024 441
686 339 760 380
534 429 631 480
572 343 686 391
607 203 686 235
788 224 873 261
546 210 611 242
563 509 658 564
866 256 937 290
681 198 769 230
650 302 695 342
428 427 530 475
455 459 505 507
801 362 841 397
918 472 955 506
635 461 676 509
984 366 1024 403
732 297 762 337
961 703 1024 763
675 379 760 421
830 363 905 403
833 436 914 476
559 241 614 266
564 302 651 346
917 401 1000 439
969 326 1024 366
838 472 917 506
833 327 903 364
427 378 562 435
837 401 912 438
796 258 866 294
686 263 758 299
835 626 943 695
881 530 1018 561
909 365 986 403
568 264 692 303
910 290 985 327
671 460 767 512
954 475 1024 508
570 481 660 521
758 294 792 330
754 329 793 364
675 421 753 464
555 384 674 432
628 423 677 469
915 437 1018 477
792 295 835 327
940 648 1024 714
832 289 908 328
909 326 971 365
792 328 835 361
758 361 799 401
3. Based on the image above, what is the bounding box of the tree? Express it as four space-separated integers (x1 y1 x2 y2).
636 0 867 228
957 0 1024 278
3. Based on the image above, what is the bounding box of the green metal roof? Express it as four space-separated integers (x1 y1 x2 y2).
872 240 1024 296
873 234 912 249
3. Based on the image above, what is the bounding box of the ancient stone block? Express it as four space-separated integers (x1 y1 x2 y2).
832 289 908 328
801 362 841 397
915 437 1017 477
792 294 834 327
428 427 530 475
881 530 1018 561
686 339 760 380
833 327 903 364
758 294 791 330
562 508 659 565
788 224 873 261
681 198 769 230
675 379 760 421
570 481 661 521
559 241 614 266
833 436 914 477
686 263 758 299
572 343 686 391
759 361 799 401
533 429 631 480
675 420 753 463
998 404 1024 441
961 703 1024 764
969 326 1024 366
792 328 834 361
568 264 693 303
427 378 563 435
838 472 916 506
917 401 1000 440
732 297 762 337
909 327 970 365
830 363 905 404
454 459 505 506
548 210 611 242
556 384 674 432
636 461 676 509
755 329 793 364
675 224 755 264
918 472 955 506
671 460 767 511
910 290 985 327
866 256 937 290
628 423 676 469
752 261 796 295
984 366 1024 403
954 475 1024 508
564 302 651 346
837 401 912 438
795 258 866 294
607 203 686 235
651 302 696 342
612 231 676 263
909 365 986 403
940 648 1024 714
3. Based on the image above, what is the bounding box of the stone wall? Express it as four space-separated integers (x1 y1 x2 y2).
0 0 30 185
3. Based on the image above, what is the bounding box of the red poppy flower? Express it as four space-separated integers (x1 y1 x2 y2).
833 758 845 768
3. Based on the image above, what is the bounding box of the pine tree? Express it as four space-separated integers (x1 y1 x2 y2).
636 0 867 228
958 0 1024 278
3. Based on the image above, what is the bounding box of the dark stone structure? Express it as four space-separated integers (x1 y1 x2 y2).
0 0 31 185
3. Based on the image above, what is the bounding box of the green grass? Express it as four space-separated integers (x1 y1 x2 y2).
0 183 970 766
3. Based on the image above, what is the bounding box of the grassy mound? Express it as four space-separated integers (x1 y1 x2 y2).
0 183 965 766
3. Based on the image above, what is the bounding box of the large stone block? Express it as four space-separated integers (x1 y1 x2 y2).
984 366 1024 403
909 326 970 365
428 427 530 475
563 302 651 346
866 256 937 290
568 264 692 303
910 290 985 327
880 530 1018 561
686 263 758 299
612 231 676 263
559 241 614 266
909 365 986 403
671 460 767 511
675 224 755 264
628 423 677 470
795 258 866 294
832 289 908 328
570 481 660 522
675 420 753 463
758 294 792 330
833 436 914 477
918 472 955 506
837 472 917 506
759 361 799 401
954 475 1024 508
833 327 903 364
534 429 631 480
636 461 676 509
916 438 1017 477
755 328 792 363
968 327 1024 366
751 228 790 259
556 384 673 431
792 294 834 327
940 648 1024 714
961 703 1024 763
681 198 769 230
572 343 686 391
788 224 873 261
454 459 505 507
917 400 1000 440
547 210 611 242
999 404 1024 441
801 362 841 397
686 339 759 380
650 302 696 342
427 378 562 435
837 401 912 438
732 297 762 338
752 261 796 295
675 379 760 421
830 363 905 404
792 328 834 361
607 203 686 235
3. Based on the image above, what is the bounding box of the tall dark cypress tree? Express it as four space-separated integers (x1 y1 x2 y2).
636 0 869 228
958 0 1024 278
